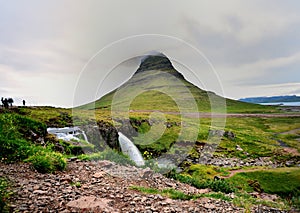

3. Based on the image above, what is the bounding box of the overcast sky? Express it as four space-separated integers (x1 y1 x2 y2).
1 0 300 107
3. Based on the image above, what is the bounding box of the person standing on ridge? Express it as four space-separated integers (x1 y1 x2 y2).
3 98 8 108
23 100 26 106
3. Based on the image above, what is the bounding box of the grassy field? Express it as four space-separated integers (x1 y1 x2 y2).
1 102 300 210
216 116 300 158
11 106 300 160
228 167 300 196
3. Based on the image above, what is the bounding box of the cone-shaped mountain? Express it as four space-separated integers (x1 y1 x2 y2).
80 52 265 113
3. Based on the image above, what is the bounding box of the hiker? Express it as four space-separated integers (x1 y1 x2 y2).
7 98 13 107
23 100 26 106
3 98 8 109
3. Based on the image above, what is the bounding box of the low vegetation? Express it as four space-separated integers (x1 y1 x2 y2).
77 149 136 166
164 166 300 210
228 168 300 208
166 167 236 194
25 150 67 173
130 185 204 200
0 111 68 174
0 177 12 213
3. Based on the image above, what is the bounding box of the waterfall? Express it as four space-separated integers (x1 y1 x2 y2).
118 132 145 166
47 127 89 143
81 130 89 143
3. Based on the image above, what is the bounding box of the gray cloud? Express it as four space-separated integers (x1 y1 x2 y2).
1 0 300 106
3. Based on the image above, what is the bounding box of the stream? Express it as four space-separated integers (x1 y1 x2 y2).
47 127 89 143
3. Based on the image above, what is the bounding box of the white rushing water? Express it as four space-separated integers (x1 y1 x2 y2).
47 127 89 143
118 132 145 166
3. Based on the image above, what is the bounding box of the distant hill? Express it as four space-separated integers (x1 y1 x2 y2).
239 95 300 104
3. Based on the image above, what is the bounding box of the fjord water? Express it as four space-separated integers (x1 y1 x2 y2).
259 102 300 106
118 132 145 166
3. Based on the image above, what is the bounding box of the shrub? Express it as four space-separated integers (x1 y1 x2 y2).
0 138 33 162
0 113 46 162
26 151 67 173
205 179 236 194
166 169 236 194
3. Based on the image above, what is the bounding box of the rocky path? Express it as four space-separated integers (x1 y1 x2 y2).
0 160 292 212
224 168 262 179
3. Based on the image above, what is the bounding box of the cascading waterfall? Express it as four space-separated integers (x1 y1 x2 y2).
80 130 89 143
47 127 89 143
118 132 145 166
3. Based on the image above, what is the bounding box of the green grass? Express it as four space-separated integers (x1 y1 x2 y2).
215 117 300 158
0 113 44 162
166 168 236 194
18 107 72 126
229 168 300 197
25 150 67 173
130 186 200 200
70 181 82 188
228 167 300 209
232 192 287 212
0 111 68 173
77 149 136 166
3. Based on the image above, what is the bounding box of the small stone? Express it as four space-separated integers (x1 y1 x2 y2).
93 171 106 178
285 161 294 167
33 190 47 195
156 194 163 200
141 197 147 202
33 185 40 190
204 203 215 209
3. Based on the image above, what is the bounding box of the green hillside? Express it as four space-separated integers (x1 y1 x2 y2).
79 54 279 114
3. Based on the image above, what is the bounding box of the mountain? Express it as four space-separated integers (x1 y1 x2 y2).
135 53 184 79
239 95 300 104
79 52 276 113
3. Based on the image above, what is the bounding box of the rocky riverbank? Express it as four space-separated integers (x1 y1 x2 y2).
0 160 294 212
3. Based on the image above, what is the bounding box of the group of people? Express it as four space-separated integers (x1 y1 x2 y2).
1 97 26 108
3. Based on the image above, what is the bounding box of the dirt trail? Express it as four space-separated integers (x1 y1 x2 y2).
186 113 300 118
224 166 300 179
275 128 300 156
280 128 300 135
223 168 263 179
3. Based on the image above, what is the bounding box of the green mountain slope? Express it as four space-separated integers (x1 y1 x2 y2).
80 53 278 113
